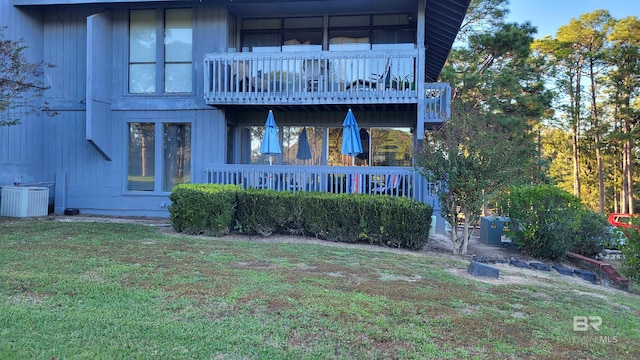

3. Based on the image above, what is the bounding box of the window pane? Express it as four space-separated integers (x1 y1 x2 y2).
165 8 192 62
282 126 322 165
242 18 281 30
129 64 156 93
129 10 156 63
163 123 191 192
330 15 370 27
328 127 369 166
241 126 280 165
371 128 413 166
128 123 155 191
164 64 192 93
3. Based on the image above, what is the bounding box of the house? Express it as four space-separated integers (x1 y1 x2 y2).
0 0 470 232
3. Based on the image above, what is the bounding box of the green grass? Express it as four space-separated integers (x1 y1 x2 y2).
1 218 639 359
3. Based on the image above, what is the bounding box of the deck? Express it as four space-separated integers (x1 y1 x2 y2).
204 49 450 122
204 165 440 211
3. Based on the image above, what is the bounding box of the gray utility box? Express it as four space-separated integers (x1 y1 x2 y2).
479 216 512 246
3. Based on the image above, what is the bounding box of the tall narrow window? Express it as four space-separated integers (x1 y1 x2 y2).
164 9 193 93
128 123 156 191
129 8 193 94
163 123 191 192
129 10 156 93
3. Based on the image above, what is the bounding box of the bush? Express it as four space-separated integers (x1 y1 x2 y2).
621 218 640 283
375 196 433 250
170 185 433 251
497 185 609 260
498 185 582 259
235 189 305 236
234 190 433 250
169 184 240 236
572 210 608 258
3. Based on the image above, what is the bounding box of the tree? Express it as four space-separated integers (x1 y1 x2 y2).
0 28 55 126
425 0 552 255
417 103 536 254
535 14 640 214
575 11 614 214
533 36 585 199
606 16 640 214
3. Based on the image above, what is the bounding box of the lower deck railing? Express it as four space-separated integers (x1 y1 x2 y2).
203 165 440 210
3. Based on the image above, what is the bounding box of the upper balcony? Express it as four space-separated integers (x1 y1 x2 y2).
204 48 450 121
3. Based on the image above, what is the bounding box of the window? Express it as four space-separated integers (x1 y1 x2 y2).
328 127 369 166
327 127 412 166
281 126 322 165
240 126 280 165
241 16 323 50
129 8 193 94
128 123 156 190
370 128 413 166
128 122 191 192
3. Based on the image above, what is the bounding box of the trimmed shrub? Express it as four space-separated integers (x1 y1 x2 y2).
170 185 433 250
234 190 433 250
378 196 433 250
498 185 623 260
235 189 305 236
168 184 239 236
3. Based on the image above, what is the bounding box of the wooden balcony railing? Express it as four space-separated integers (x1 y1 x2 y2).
204 50 450 119
203 164 441 211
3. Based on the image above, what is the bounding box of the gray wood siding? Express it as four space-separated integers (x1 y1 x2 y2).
43 8 90 104
0 5 47 185
39 108 226 215
2 2 229 217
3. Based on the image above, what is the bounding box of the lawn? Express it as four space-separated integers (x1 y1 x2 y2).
1 218 639 359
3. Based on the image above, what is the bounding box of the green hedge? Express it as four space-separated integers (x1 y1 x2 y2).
168 184 240 236
170 185 433 251
621 217 640 283
497 185 612 260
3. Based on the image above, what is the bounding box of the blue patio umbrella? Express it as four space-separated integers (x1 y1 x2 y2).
341 109 363 165
296 127 312 162
260 110 282 165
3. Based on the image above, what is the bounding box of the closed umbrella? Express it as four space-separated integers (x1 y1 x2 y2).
341 109 363 166
259 110 281 165
296 127 312 162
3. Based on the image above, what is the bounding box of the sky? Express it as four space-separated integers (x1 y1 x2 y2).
506 0 640 38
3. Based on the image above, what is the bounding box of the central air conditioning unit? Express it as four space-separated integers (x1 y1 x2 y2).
0 186 49 217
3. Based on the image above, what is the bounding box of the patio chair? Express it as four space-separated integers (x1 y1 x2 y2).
303 59 326 92
345 58 391 91
232 61 252 91
372 173 402 196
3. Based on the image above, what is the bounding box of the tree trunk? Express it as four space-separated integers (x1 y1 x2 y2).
568 71 581 198
590 61 604 214
572 129 581 198
461 215 470 255
625 138 634 214
451 228 461 255
450 199 461 255
596 139 604 213
622 145 629 213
